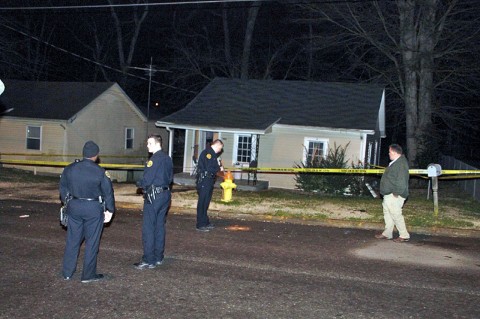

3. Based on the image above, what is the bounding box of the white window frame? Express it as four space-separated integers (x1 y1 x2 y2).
233 134 253 164
26 125 42 150
125 127 134 149
303 137 328 165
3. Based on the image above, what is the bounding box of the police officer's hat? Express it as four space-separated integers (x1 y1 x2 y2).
83 140 99 158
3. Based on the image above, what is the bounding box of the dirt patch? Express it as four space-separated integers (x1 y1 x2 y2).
0 180 372 221
0 181 59 203
209 200 372 219
166 187 372 220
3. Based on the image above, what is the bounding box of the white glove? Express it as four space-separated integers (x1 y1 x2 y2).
104 211 113 223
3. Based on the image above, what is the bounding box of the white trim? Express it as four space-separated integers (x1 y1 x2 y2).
302 137 329 164
359 133 367 165
26 124 42 151
125 127 134 149
233 133 253 165
155 122 268 135
155 121 375 136
379 90 386 138
276 123 374 135
166 127 174 157
183 129 189 173
367 141 373 165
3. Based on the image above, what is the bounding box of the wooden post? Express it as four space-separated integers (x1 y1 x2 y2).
432 176 439 218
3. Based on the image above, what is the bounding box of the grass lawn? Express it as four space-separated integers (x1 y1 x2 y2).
173 176 480 229
2 167 479 229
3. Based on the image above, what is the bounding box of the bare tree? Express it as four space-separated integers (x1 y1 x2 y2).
163 2 300 103
0 11 56 80
240 1 261 79
60 0 148 85
298 0 480 165
108 0 148 86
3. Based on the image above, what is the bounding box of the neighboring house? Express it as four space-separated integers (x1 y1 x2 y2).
156 77 386 189
0 80 168 181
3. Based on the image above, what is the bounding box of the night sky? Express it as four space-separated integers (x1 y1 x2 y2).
1 0 480 162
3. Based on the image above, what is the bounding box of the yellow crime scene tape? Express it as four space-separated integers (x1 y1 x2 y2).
1 158 479 179
0 159 144 169
0 153 144 159
234 167 480 179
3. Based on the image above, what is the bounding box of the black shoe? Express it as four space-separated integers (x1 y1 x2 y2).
81 274 105 283
134 261 156 269
205 223 215 230
196 226 210 232
63 276 71 281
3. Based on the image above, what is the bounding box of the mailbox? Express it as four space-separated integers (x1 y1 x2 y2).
427 163 442 177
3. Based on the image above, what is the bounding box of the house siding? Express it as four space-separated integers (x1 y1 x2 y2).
0 118 63 155
256 126 367 189
0 117 66 175
65 86 145 160
179 127 371 189
0 84 162 182
220 132 235 163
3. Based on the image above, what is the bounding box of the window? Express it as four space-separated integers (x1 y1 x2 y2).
26 125 41 150
303 138 327 165
125 128 134 149
235 135 252 163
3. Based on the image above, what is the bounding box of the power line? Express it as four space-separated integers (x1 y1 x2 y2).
0 0 273 11
0 22 195 93
0 0 400 12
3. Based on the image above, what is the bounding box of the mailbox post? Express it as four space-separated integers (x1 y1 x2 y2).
427 164 442 217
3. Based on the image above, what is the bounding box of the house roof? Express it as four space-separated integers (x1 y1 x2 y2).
157 77 385 134
0 80 115 120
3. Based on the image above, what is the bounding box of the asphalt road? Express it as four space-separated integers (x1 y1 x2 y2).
1 199 479 319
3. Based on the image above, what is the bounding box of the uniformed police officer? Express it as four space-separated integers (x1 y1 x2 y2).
59 141 115 283
195 139 224 232
134 134 173 269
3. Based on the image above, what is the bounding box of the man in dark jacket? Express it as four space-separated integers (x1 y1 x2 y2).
195 139 224 232
375 144 410 242
60 140 115 282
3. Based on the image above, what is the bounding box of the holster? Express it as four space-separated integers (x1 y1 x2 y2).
59 193 72 227
144 185 170 204
195 171 215 186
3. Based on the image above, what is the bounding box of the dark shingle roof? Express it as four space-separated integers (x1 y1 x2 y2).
0 80 115 120
159 77 384 132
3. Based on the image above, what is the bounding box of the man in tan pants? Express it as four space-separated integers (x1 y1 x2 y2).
375 144 410 242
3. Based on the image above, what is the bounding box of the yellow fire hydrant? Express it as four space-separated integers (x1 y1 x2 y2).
220 171 237 202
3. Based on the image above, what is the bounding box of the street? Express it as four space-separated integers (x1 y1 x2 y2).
1 199 479 319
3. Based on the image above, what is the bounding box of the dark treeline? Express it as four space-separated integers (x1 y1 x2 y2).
1 0 480 164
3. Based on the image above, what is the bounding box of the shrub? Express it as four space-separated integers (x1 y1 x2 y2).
295 143 368 196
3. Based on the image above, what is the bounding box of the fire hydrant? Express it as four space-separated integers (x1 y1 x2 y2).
220 171 237 202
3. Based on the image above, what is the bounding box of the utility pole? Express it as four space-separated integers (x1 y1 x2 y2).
146 56 153 139
129 57 158 140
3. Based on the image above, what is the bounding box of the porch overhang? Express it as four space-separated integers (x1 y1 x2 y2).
274 123 375 135
155 120 279 135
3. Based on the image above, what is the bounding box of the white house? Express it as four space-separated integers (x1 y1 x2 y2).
0 80 168 181
156 77 386 189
